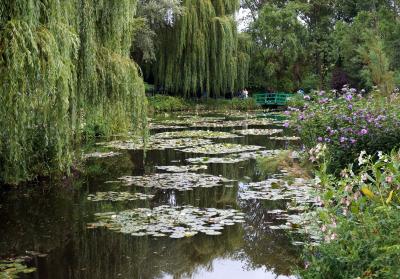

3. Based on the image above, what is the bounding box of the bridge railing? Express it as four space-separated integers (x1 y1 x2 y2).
253 92 293 106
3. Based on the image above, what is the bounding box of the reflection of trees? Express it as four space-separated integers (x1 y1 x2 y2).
84 151 135 190
0 185 75 259
151 186 239 209
61 226 244 279
238 199 301 275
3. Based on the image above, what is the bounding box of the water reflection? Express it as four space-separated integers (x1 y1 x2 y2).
0 112 302 279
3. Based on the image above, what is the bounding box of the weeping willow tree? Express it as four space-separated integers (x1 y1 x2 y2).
0 0 147 185
154 0 250 97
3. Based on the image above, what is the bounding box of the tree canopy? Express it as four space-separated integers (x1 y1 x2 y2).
0 0 147 184
244 0 400 93
151 0 251 98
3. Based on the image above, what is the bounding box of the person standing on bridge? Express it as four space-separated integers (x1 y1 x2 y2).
243 88 249 99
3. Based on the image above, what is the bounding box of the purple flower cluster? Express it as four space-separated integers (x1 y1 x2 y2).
290 87 400 150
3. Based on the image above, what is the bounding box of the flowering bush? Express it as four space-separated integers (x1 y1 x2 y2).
301 150 400 278
288 86 400 172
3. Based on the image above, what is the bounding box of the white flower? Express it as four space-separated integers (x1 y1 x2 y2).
358 151 367 166
378 151 383 159
361 173 368 182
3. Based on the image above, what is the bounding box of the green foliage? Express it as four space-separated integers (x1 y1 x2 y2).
289 89 400 172
245 0 400 92
147 95 259 113
301 150 400 278
148 95 190 112
249 3 307 91
154 0 250 97
199 98 259 111
134 0 184 63
0 0 147 185
358 32 395 95
230 97 258 110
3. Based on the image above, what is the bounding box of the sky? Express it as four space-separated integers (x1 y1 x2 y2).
236 8 252 32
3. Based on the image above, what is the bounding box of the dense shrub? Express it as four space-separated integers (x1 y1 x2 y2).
288 87 400 172
148 95 259 113
148 95 190 112
301 150 400 278
230 98 259 110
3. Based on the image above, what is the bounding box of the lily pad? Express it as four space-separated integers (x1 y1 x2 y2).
155 165 208 173
87 206 244 238
181 143 264 155
0 258 36 279
87 191 154 202
232 129 283 136
118 172 232 191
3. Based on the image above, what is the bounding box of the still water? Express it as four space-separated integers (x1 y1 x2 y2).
1 112 303 279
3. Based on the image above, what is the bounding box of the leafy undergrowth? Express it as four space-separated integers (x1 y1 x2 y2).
148 94 260 113
300 149 400 279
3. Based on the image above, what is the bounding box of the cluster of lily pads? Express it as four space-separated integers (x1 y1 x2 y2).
239 177 322 242
239 178 316 202
190 119 275 128
0 258 36 279
155 165 208 173
87 206 245 238
99 137 213 151
149 124 187 130
181 143 264 155
232 128 283 136
118 172 233 191
87 191 154 202
154 116 280 128
268 211 322 243
153 130 241 139
186 150 284 164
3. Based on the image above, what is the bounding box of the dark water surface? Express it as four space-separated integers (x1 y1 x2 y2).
1 112 301 279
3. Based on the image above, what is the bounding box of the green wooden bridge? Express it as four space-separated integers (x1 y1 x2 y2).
253 92 293 106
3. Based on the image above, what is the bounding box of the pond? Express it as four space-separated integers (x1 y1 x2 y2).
0 111 315 279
